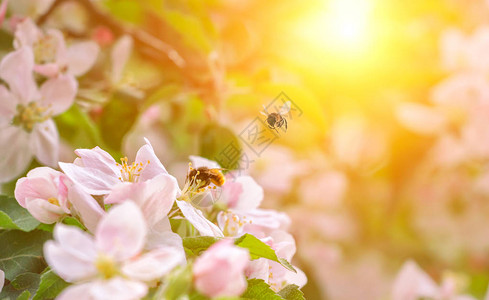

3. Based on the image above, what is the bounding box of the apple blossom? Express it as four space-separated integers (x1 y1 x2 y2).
193 239 250 298
392 260 476 300
14 18 99 78
44 201 185 300
14 166 105 230
0 46 77 182
59 138 168 195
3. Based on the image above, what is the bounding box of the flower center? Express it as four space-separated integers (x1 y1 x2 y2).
11 102 50 132
95 254 119 279
33 35 58 65
47 197 60 206
221 211 251 237
116 157 149 183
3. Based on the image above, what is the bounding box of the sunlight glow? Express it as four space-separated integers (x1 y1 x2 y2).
293 0 374 55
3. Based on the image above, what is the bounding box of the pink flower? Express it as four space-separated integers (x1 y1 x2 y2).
193 239 249 298
0 47 77 182
44 201 185 300
15 167 104 230
59 138 168 195
0 269 4 293
0 0 8 27
15 167 70 223
392 260 476 300
105 173 179 227
244 230 307 292
14 18 99 78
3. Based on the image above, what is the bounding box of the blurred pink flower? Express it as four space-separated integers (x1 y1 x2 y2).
193 239 249 297
0 47 77 182
245 230 307 292
441 26 489 73
0 0 7 27
105 173 178 227
59 138 168 195
0 269 4 293
392 260 476 300
14 18 99 78
111 35 133 84
45 201 185 300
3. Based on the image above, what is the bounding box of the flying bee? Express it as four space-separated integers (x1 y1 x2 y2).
260 101 291 133
186 166 226 189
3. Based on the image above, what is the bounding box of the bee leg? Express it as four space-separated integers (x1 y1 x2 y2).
284 118 287 131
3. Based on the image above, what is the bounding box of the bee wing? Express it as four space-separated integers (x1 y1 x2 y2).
260 105 269 116
279 101 291 115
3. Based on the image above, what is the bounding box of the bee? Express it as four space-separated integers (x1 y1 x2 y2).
260 101 291 133
186 166 226 189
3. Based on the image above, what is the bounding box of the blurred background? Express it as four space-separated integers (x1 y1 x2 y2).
4 0 489 299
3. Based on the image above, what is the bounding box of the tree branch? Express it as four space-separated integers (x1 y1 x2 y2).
37 0 186 69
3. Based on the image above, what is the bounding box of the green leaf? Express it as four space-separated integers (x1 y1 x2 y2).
163 10 213 53
199 123 243 170
0 230 51 281
54 104 104 150
0 272 40 300
32 269 69 300
0 195 40 232
10 273 40 291
182 236 219 257
277 285 304 300
62 216 86 231
99 94 139 151
234 234 296 273
241 279 282 300
158 265 193 300
15 290 30 300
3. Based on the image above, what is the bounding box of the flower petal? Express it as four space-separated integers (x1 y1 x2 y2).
75 146 120 176
111 35 133 83
0 269 4 293
95 201 147 261
40 74 77 115
57 283 93 300
122 247 185 281
34 63 60 77
53 223 98 261
135 138 168 181
31 119 59 167
146 217 184 251
105 174 177 227
44 240 97 282
66 41 100 77
222 175 263 211
69 184 105 233
392 260 440 300
90 278 147 300
25 198 65 223
0 85 16 126
59 162 120 195
13 18 41 48
176 200 223 237
396 102 446 135
0 47 37 103
0 126 32 183
189 155 221 169
14 167 60 207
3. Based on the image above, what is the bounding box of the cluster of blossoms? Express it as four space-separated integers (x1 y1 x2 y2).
11 138 306 298
0 14 99 183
